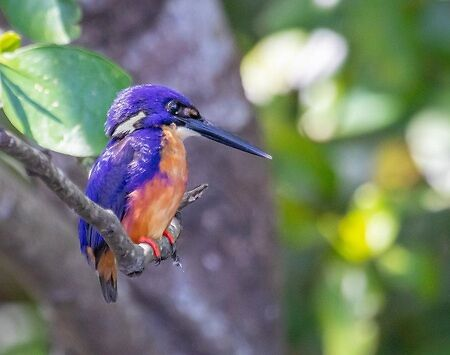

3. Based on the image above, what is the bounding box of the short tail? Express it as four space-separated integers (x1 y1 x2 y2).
96 248 118 303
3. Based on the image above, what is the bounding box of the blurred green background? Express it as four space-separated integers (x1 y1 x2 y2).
224 0 450 354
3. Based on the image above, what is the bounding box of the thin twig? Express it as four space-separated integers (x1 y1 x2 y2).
0 128 207 275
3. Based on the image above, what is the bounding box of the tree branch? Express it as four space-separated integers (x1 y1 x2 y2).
0 128 207 275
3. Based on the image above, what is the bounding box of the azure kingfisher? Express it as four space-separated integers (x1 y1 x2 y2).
78 84 271 302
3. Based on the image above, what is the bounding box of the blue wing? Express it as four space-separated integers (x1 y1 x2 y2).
78 129 163 261
78 141 135 258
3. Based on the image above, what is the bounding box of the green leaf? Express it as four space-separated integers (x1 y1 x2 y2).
0 31 21 53
0 0 81 44
0 45 132 156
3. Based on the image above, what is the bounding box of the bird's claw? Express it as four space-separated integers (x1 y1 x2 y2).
138 237 162 264
163 229 176 245
162 229 182 267
138 224 181 265
162 229 177 257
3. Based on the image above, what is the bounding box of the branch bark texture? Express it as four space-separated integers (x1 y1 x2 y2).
0 128 207 275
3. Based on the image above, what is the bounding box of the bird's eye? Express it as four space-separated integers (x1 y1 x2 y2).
166 100 182 115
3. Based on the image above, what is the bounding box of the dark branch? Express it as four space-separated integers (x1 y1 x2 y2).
0 128 207 275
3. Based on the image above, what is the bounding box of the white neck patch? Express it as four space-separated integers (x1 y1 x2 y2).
112 111 146 138
176 126 201 141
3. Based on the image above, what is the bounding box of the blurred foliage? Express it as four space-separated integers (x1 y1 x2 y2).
0 1 131 157
0 303 47 355
224 0 450 353
0 0 81 44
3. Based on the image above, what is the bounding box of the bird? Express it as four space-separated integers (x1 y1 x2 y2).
78 84 271 302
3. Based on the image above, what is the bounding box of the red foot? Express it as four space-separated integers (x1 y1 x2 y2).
163 229 176 245
138 237 161 259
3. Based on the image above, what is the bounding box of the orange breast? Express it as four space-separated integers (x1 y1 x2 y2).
122 125 188 242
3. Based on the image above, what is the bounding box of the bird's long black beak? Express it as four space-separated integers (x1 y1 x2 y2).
180 118 272 159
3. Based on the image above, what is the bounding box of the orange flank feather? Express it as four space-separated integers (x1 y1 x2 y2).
122 125 188 240
96 125 188 301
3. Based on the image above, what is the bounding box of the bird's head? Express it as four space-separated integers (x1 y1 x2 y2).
105 84 271 159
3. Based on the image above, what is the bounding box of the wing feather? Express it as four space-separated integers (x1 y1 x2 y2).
78 140 134 257
78 129 163 261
